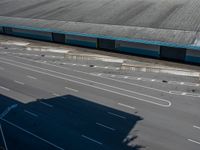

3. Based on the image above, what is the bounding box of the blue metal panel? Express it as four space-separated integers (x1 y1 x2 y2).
66 39 97 48
116 46 160 57
185 56 200 63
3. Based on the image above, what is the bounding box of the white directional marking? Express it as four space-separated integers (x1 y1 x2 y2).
0 86 10 91
193 125 200 130
107 112 126 119
96 122 115 131
118 103 135 110
27 75 37 80
188 139 200 145
14 80 25 85
24 110 38 117
0 124 8 150
81 135 103 145
39 101 53 108
1 118 64 150
65 87 79 92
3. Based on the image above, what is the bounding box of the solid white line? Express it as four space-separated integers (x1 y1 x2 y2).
96 122 115 131
81 135 103 145
0 124 8 150
27 75 37 80
1 118 64 150
0 86 10 91
65 87 79 92
193 125 200 130
14 80 25 85
39 101 53 108
107 112 126 119
118 103 135 110
24 110 38 117
188 139 200 145
0 57 171 107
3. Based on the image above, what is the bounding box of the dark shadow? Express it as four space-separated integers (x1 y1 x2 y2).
0 94 144 150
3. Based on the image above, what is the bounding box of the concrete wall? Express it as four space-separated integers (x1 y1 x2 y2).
186 49 200 63
11 28 52 41
115 41 160 57
66 34 97 48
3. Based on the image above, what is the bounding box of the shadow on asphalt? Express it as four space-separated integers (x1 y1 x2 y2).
0 94 144 150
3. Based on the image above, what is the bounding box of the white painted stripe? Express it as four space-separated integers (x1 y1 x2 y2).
24 110 38 117
0 57 171 107
39 101 53 108
0 104 18 119
0 124 8 150
53 93 60 97
0 86 10 91
1 118 64 150
27 75 37 80
118 103 135 110
188 139 200 145
107 112 126 119
65 87 79 92
81 135 103 145
193 125 200 130
14 80 25 85
96 122 115 131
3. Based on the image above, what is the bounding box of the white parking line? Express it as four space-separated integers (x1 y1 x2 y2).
14 80 25 85
0 124 8 150
27 75 37 80
96 122 115 131
0 118 64 150
188 139 200 145
81 135 103 145
118 103 135 110
0 86 10 91
0 57 171 107
193 125 200 130
107 112 126 119
24 110 38 117
39 101 53 108
65 87 79 92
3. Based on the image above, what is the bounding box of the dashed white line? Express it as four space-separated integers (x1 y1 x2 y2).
39 101 53 108
27 75 37 80
188 139 200 145
24 110 38 117
81 135 103 145
118 103 135 110
193 125 200 130
0 86 10 91
0 118 64 150
65 87 79 92
96 122 115 131
107 112 126 119
14 80 25 85
0 124 8 150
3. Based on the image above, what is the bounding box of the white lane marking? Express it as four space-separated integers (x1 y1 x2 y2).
169 91 200 98
96 122 115 131
0 118 64 150
0 57 171 107
65 87 79 92
0 124 8 150
81 135 103 145
14 80 25 85
124 76 128 79
24 110 38 117
0 66 4 70
107 112 126 119
39 101 53 108
0 104 18 119
27 75 37 80
188 139 200 145
118 103 135 110
193 125 200 130
53 93 60 97
0 86 10 91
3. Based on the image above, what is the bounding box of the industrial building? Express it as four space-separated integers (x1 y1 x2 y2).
0 0 200 64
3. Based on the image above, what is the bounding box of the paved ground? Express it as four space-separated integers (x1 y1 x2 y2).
0 37 200 150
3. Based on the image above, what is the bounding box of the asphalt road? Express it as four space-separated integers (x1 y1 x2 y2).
0 47 200 150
